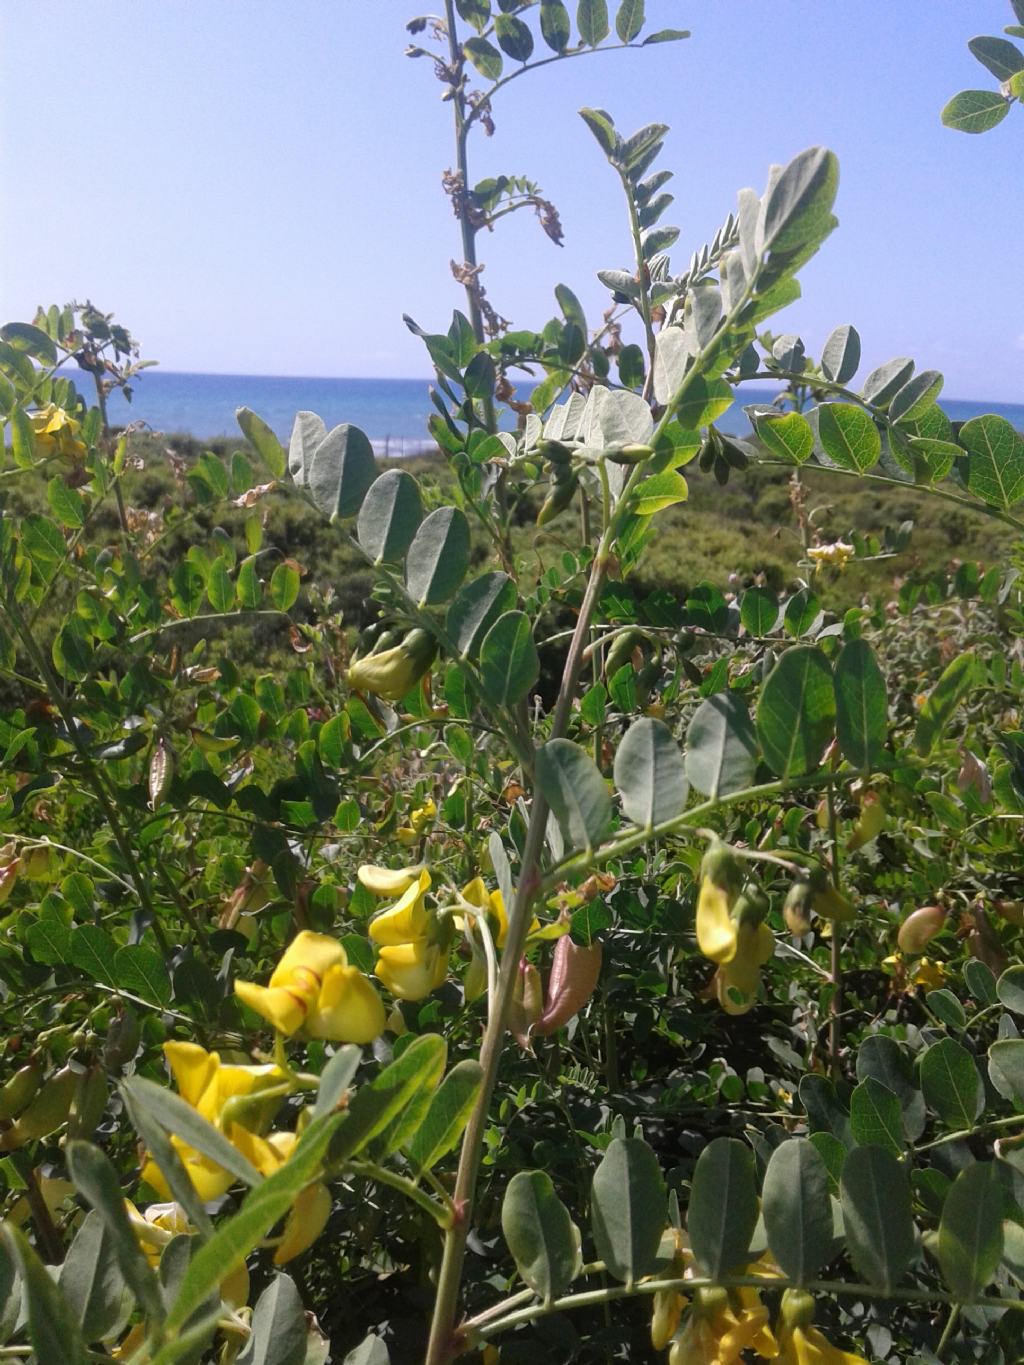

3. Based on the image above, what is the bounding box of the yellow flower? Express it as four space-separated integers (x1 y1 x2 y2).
807 540 853 571
235 930 385 1043
715 921 775 1016
375 937 448 1001
29 403 87 461
670 1287 777 1363
696 874 740 964
232 1129 331 1265
139 1042 284 1201
368 870 432 946
347 627 436 702
125 1199 250 1302
882 951 947 994
357 862 426 897
776 1294 867 1365
460 875 510 947
397 796 437 846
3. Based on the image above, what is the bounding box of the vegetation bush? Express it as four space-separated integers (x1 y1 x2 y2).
1 5 1024 1365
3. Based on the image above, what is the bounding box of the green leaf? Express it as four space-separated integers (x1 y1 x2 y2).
307 424 377 521
750 409 814 465
960 414 1024 509
968 34 1024 80
849 1078 905 1156
889 369 943 424
446 571 516 658
814 402 881 473
456 0 490 33
761 1139 834 1284
1 321 57 365
0 1224 89 1365
861 356 914 409
69 924 119 988
58 1211 127 1343
463 351 496 400
287 410 325 484
463 36 503 78
615 0 644 42
540 0 571 51
740 586 780 635
989 1039 1024 1103
495 13 534 61
758 146 839 255
311 1046 362 1122
343 1337 390 1365
66 1141 165 1324
937 1162 1004 1301
913 652 981 756
502 1170 581 1301
370 1035 447 1159
406 1060 483 1173
687 1137 759 1278
405 506 470 606
613 717 688 829
206 558 234 613
856 1035 926 1142
920 1038 984 1130
590 1137 666 1283
120 1083 215 1239
236 408 286 478
536 738 612 854
47 477 86 529
270 561 300 612
756 646 836 778
909 436 961 482
330 1035 448 1164
166 1112 343 1332
642 27 690 45
674 376 733 429
942 89 1011 133
480 610 539 706
840 1145 916 1293
632 469 688 516
356 469 423 565
577 0 609 46
820 324 861 385
997 965 1024 1016
834 638 888 769
579 106 619 158
114 945 172 1007
237 1274 307 1365
123 1076 262 1190
685 692 759 798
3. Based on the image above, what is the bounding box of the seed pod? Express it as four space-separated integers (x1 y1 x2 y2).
537 438 572 465
605 629 640 680
897 905 946 954
808 868 855 923
966 906 1008 977
21 845 56 882
606 442 654 466
508 961 544 1051
720 434 749 470
102 1007 141 1073
537 472 579 526
347 627 437 702
0 1065 77 1149
148 738 176 811
0 1058 44 1120
847 792 885 852
67 1065 108 1141
698 435 717 472
534 937 603 1037
783 881 814 936
0 854 21 904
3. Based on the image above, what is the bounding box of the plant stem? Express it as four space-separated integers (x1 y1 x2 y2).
935 1304 960 1359
826 778 843 1080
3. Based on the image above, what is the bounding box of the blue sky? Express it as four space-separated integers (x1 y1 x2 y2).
1 2 1021 400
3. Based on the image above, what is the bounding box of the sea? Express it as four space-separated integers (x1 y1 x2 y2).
105 369 1024 450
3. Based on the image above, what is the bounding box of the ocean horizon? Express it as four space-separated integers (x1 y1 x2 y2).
106 368 1024 450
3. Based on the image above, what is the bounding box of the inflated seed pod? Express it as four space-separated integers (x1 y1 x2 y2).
0 1059 44 1121
783 881 814 936
148 738 176 812
0 1065 77 1149
896 905 946 954
102 1007 141 1073
67 1065 108 1141
605 629 641 679
347 627 437 702
537 438 573 465
606 442 655 466
537 472 579 526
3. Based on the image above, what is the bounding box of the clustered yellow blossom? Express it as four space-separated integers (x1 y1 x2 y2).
362 864 450 1001
29 404 87 461
669 1285 777 1363
882 951 948 993
774 1290 869 1365
234 929 385 1042
696 843 774 1015
807 540 854 571
125 1200 249 1301
397 796 437 846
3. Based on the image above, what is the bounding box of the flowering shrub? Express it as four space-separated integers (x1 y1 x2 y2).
1 5 1024 1364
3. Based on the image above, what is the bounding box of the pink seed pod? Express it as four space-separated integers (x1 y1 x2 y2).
897 905 946 954
533 937 603 1038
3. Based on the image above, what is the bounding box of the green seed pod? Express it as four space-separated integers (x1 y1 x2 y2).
783 881 814 936
0 1058 44 1121
67 1064 108 1141
606 442 654 466
720 435 750 470
0 1065 77 1149
102 1007 142 1073
605 629 640 679
537 473 579 526
148 738 176 812
537 438 572 465
698 436 717 472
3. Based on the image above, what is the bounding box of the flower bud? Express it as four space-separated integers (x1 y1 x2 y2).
347 628 437 702
779 1288 816 1331
897 905 946 954
846 792 885 852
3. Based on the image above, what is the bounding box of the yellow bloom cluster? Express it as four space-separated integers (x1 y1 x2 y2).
234 930 385 1042
29 404 87 461
362 865 450 1001
669 1285 777 1363
807 540 854 571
